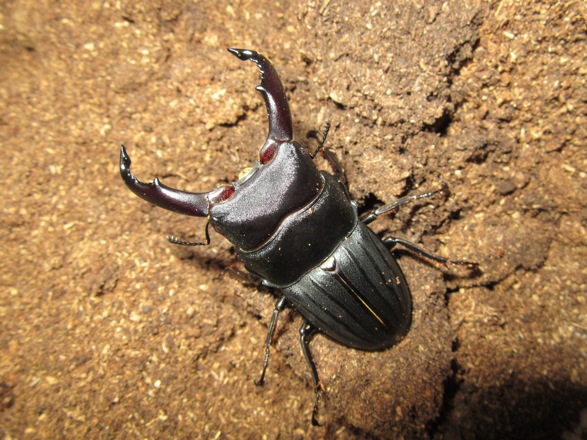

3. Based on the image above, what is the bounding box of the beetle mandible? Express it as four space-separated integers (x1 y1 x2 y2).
119 48 474 425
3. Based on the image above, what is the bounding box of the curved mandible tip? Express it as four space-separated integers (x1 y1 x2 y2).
228 48 293 158
119 145 210 217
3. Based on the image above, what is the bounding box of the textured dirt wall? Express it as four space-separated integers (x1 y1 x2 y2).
1 0 585 439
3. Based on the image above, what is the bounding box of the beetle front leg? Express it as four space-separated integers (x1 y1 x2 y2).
308 122 349 188
255 297 288 386
228 48 293 162
300 321 324 426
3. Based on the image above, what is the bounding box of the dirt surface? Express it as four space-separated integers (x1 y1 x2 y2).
1 0 586 439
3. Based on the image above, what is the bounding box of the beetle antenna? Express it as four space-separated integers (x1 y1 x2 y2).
310 121 331 159
166 222 211 246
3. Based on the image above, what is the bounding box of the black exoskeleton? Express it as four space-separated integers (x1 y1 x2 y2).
119 48 474 425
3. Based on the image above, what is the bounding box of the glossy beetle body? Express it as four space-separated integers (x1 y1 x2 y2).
283 221 411 350
120 49 472 424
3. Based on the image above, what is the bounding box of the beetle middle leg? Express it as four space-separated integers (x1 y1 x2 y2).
360 185 476 268
300 321 324 426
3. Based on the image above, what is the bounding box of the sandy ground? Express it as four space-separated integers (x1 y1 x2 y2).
1 1 586 438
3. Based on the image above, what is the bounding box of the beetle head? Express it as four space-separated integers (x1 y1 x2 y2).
120 49 322 251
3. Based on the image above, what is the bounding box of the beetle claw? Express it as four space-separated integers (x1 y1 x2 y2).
228 48 293 160
227 48 255 61
311 392 323 426
119 145 210 217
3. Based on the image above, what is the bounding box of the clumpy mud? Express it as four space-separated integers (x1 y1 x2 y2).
1 1 585 438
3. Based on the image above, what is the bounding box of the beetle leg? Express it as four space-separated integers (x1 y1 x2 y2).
308 122 349 188
307 121 350 194
255 297 288 387
360 183 448 225
300 321 324 426
383 236 477 268
166 221 211 247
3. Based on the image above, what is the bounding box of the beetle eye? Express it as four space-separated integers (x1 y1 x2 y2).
259 143 277 164
209 185 235 204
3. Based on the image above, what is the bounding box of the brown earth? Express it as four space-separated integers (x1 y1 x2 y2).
1 1 585 439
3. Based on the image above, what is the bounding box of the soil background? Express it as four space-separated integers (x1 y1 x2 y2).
1 1 586 439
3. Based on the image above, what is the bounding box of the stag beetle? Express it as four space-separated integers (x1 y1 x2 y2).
119 48 474 425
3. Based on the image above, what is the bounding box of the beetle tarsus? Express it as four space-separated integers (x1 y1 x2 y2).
360 185 447 225
311 385 324 427
166 236 206 246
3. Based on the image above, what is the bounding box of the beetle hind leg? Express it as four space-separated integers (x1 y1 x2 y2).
255 297 288 386
300 321 324 426
383 236 477 269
